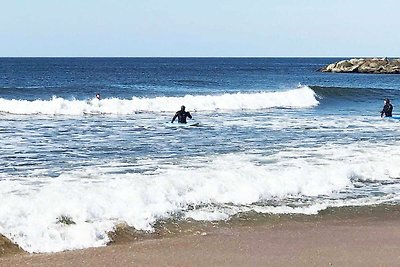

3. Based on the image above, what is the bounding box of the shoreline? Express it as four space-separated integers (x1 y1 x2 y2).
1 205 400 266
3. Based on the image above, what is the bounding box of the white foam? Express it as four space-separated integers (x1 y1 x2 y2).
1 143 400 252
0 86 318 115
184 194 400 222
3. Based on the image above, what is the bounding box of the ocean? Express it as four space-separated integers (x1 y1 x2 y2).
0 57 400 253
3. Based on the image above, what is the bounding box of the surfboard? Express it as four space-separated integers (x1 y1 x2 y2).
83 111 104 115
166 122 200 127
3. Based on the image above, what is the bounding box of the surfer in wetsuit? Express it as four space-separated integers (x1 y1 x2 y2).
381 98 393 118
171 105 192 123
96 93 101 100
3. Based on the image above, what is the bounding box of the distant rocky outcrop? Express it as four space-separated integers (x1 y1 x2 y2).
319 58 400 74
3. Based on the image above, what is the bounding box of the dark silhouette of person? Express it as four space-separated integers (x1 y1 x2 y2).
96 93 101 100
171 105 192 123
381 98 393 118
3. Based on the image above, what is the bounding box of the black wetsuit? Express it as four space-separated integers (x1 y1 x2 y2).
381 103 393 117
171 110 192 123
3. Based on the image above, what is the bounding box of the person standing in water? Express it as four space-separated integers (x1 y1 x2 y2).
381 98 393 118
171 105 192 123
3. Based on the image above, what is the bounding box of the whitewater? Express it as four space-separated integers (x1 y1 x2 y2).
1 142 400 252
1 89 400 252
0 86 318 115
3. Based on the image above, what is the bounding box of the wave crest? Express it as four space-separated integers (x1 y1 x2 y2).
0 86 318 115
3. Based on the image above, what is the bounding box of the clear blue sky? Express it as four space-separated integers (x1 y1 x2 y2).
1 0 399 57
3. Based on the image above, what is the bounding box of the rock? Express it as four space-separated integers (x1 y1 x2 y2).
319 58 400 74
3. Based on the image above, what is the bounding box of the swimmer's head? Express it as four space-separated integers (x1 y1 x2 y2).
181 105 185 111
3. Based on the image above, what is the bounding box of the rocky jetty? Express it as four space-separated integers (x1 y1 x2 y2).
319 58 400 74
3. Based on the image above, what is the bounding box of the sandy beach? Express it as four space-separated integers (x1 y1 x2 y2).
1 207 400 267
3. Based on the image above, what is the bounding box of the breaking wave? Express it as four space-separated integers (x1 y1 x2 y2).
1 143 400 252
0 86 318 115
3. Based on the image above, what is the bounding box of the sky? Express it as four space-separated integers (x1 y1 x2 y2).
1 0 399 57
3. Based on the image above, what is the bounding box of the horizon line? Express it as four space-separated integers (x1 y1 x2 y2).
0 56 397 59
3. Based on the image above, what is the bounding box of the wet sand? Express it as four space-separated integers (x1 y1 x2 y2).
1 211 400 266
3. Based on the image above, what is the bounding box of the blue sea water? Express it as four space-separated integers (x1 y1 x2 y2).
0 58 400 252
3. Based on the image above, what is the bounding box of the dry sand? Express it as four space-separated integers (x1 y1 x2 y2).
1 208 400 266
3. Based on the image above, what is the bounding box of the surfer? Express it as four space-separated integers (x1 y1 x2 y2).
96 93 101 100
381 98 393 118
171 105 193 123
